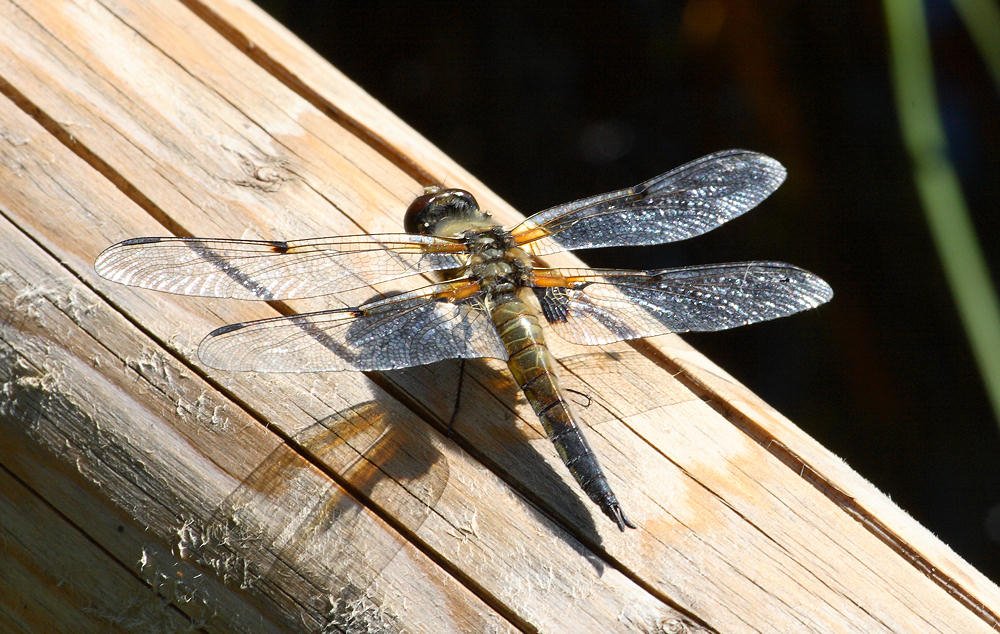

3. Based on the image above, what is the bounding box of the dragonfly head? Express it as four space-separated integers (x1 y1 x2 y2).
404 186 485 236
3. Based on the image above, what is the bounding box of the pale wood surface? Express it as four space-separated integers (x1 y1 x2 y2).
0 0 996 632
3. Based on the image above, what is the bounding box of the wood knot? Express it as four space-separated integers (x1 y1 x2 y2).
227 148 295 192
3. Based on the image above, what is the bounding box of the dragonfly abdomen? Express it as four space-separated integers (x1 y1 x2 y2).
490 294 636 531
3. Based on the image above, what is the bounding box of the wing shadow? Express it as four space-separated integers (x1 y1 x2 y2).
386 357 612 564
206 400 444 630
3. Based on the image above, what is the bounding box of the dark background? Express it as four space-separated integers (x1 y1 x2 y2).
258 1 1000 581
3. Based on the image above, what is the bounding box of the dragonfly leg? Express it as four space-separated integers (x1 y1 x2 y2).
564 387 593 408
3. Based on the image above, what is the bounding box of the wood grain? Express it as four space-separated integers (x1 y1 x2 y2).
0 0 996 631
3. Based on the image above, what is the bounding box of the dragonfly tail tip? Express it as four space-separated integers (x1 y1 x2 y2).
609 503 637 531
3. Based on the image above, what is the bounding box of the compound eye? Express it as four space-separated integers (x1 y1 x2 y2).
447 189 477 211
404 191 437 235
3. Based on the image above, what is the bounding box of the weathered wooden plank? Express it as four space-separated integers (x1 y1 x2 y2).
0 4 689 630
0 0 995 631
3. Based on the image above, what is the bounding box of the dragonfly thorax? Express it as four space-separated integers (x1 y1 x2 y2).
464 227 533 299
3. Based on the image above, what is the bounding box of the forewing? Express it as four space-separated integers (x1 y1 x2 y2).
511 150 786 256
95 234 467 300
534 263 832 346
197 280 508 372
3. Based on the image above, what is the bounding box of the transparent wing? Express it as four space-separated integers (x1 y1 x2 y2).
532 262 832 346
197 280 508 372
95 234 468 300
510 150 786 256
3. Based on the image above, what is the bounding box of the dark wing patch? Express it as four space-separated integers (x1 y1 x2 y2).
533 287 570 324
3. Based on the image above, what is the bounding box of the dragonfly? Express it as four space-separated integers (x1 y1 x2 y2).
95 149 832 531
